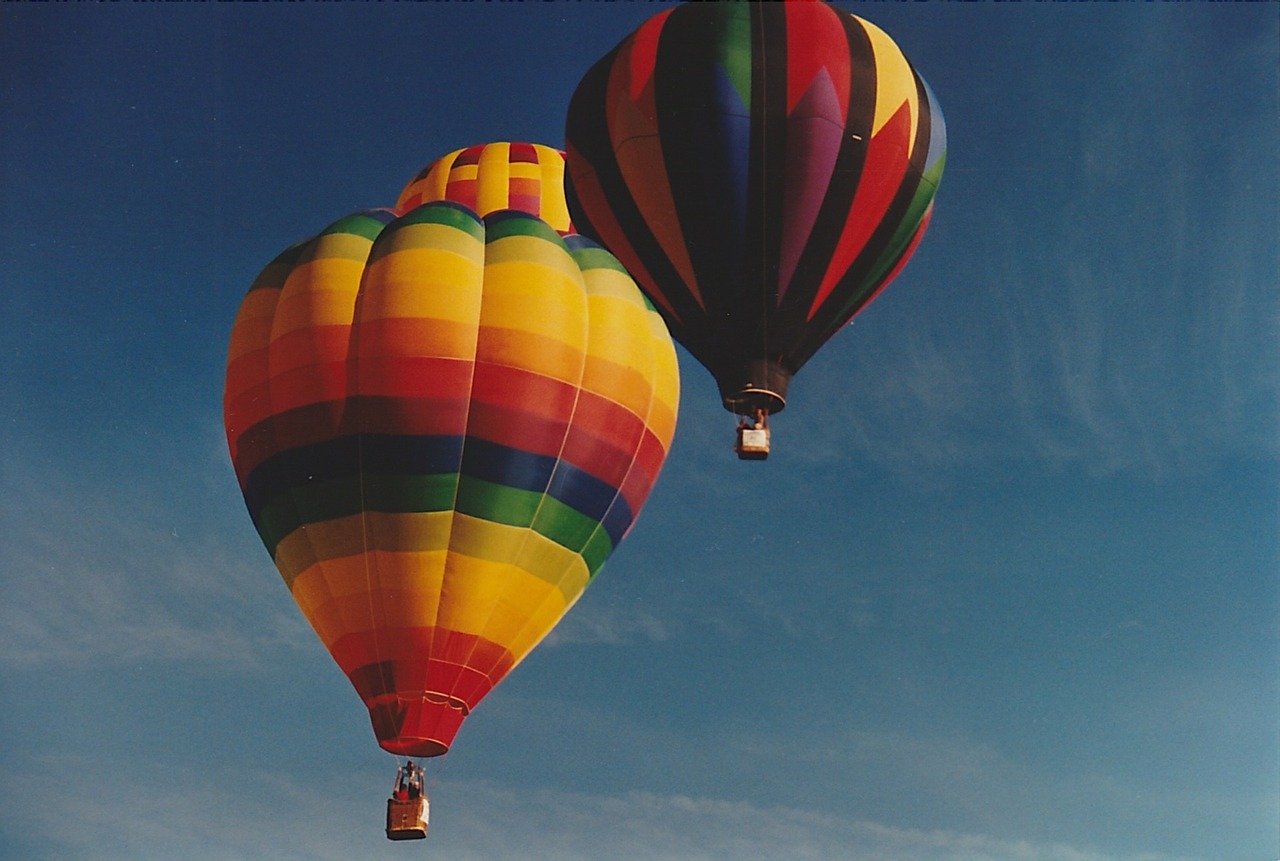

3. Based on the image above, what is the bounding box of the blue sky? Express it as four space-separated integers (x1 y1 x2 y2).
1 3 1276 860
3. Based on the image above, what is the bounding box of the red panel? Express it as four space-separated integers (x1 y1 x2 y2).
808 102 913 319
469 362 579 420
465 399 570 456
353 356 475 400
349 394 470 438
784 2 851 118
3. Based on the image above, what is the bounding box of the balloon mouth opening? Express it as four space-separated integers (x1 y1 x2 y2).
718 359 792 415
380 738 450 758
369 692 470 758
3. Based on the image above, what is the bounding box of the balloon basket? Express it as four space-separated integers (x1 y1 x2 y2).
386 796 429 840
735 425 770 460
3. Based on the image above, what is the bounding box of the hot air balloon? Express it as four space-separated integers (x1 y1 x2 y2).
224 145 679 838
398 141 574 234
565 2 946 458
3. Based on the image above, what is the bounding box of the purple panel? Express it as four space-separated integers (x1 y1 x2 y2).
777 67 845 304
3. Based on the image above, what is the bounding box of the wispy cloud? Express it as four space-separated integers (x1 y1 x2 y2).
1 755 1212 861
0 448 312 670
542 603 669 647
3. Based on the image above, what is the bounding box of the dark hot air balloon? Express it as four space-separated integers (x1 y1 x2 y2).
565 2 945 457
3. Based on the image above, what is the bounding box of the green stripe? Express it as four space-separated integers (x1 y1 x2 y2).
455 476 609 556
259 474 460 556
325 211 391 242
713 3 753 109
570 245 629 276
396 201 486 237
581 527 616 577
485 212 564 245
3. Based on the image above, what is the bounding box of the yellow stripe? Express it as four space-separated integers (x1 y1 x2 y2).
862 18 919 139
535 146 572 232
506 162 541 179
406 149 457 210
359 247 484 325
291 545 580 657
646 310 681 447
448 515 589 599
436 553 569 653
476 327 585 381
275 512 457 584
226 290 280 363
480 261 587 350
269 258 363 334
291 550 448 647
585 292 653 369
475 142 513 216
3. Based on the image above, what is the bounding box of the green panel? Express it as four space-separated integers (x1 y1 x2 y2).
455 476 542 528
712 2 753 109
580 527 616 577
396 200 487 237
569 244 629 276
326 211 393 242
484 211 564 245
531 497 603 554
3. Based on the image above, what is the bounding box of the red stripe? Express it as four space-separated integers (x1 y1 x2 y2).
348 394 470 437
352 356 474 399
508 141 538 164
808 102 914 319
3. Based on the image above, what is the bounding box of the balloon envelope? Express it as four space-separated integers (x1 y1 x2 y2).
565 2 946 415
398 141 574 234
224 203 679 756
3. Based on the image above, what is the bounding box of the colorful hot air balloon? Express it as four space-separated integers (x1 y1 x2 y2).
398 141 574 233
224 175 678 758
565 2 945 456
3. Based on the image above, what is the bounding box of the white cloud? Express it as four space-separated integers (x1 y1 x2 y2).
0 450 312 670
0 756 1209 861
542 603 669 647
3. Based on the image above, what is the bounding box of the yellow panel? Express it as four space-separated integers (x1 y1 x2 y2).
310 231 379 263
226 291 281 362
861 18 919 139
496 584 583 669
584 294 652 368
269 259 363 335
475 142 512 216
374 219 485 262
506 162 540 179
483 234 579 277
480 263 587 348
479 586 570 660
582 356 652 418
275 513 456 583
475 327 585 381
290 556 368 646
447 515 587 597
292 549 450 643
360 249 484 325
436 553 566 644
580 264 645 303
535 147 572 232
646 312 681 446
